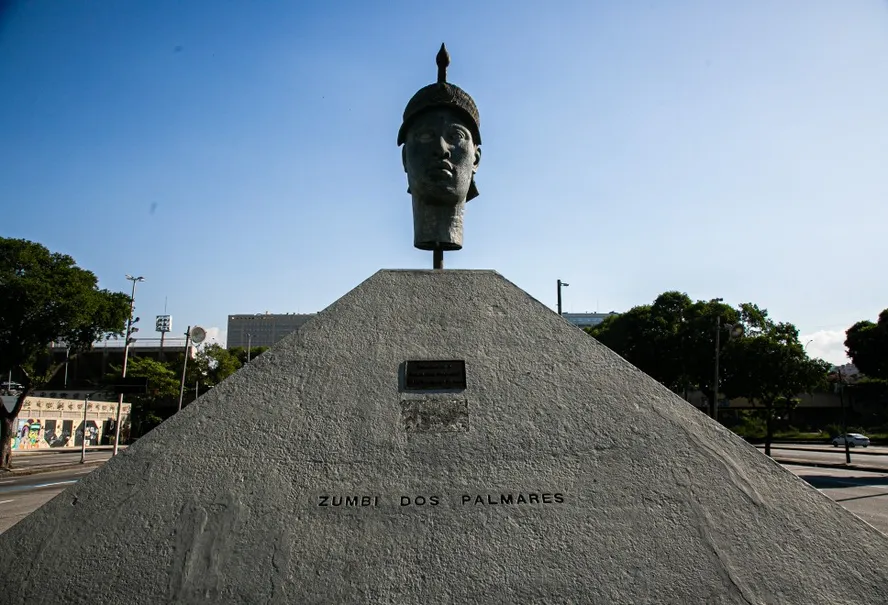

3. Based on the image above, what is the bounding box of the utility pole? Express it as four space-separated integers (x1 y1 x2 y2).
178 326 192 412
80 393 91 464
113 275 144 456
838 368 851 464
713 315 721 422
557 280 569 316
247 333 253 363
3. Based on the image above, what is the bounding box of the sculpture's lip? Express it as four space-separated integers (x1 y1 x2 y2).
427 163 454 178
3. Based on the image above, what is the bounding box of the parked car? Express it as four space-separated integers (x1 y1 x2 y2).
832 433 870 447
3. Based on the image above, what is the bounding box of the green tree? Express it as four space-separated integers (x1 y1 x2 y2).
586 291 738 399
180 344 243 406
112 357 181 439
722 321 831 456
0 238 130 468
845 309 888 380
229 346 269 366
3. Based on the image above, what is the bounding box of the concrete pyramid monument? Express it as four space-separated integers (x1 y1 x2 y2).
2 270 888 603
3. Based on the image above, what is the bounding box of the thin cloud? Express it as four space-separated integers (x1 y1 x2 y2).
800 329 849 366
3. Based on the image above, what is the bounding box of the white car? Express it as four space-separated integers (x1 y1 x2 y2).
832 433 870 448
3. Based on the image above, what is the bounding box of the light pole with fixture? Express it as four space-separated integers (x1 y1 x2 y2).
113 274 144 455
178 326 206 412
63 346 70 388
712 298 743 422
557 280 569 316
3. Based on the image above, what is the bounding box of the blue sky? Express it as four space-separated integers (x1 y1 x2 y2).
2 1 887 364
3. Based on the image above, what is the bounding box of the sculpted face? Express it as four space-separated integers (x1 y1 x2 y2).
402 108 481 206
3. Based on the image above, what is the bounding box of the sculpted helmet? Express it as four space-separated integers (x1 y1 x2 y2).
398 43 481 201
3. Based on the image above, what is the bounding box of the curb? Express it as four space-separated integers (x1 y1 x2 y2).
771 456 888 474
0 460 106 477
758 445 888 457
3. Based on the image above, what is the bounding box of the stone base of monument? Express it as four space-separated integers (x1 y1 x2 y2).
2 270 887 603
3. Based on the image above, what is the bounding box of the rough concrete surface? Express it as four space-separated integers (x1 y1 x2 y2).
1 270 887 604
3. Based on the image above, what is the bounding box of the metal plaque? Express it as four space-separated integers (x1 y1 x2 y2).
404 360 466 390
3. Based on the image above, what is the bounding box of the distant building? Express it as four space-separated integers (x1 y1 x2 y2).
227 313 316 348
832 363 860 382
44 341 194 390
562 312 618 329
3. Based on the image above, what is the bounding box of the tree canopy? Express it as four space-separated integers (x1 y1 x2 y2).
586 290 830 454
721 320 831 455
0 237 131 468
845 309 888 381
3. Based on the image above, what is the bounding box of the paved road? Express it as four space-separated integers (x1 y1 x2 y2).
786 464 888 535
0 466 99 534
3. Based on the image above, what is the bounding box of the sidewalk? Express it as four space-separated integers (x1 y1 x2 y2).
2 446 125 477
1 459 108 476
11 445 119 456
770 455 888 474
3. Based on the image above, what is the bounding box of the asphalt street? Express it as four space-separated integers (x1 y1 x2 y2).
786 464 888 535
0 466 98 534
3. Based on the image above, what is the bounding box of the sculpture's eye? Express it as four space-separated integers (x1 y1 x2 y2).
415 130 436 143
448 128 469 143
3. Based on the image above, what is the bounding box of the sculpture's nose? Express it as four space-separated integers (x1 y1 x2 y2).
433 135 451 158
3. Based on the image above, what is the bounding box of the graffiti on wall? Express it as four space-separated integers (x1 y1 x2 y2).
74 421 99 447
42 419 74 448
13 419 41 450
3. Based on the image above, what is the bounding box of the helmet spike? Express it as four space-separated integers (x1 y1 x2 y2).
436 43 450 84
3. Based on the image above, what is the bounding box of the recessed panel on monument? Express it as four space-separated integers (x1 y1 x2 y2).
1 45 887 605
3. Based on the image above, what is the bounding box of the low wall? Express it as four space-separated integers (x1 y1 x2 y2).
8 397 131 451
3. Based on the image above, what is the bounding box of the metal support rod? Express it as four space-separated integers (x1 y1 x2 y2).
433 246 443 270
178 327 192 412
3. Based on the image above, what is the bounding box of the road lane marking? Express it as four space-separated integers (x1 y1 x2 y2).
31 480 78 489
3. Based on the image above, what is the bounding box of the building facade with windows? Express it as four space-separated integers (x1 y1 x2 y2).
227 313 316 348
562 312 617 329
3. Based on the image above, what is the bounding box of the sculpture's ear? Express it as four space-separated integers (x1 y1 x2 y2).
472 146 481 173
402 146 411 193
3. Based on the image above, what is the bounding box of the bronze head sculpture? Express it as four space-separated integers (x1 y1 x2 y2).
399 44 481 268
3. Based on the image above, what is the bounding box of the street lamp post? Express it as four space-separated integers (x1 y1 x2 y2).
557 280 569 316
837 368 851 464
178 326 193 412
712 299 743 422
247 333 253 363
79 393 91 464
63 347 70 388
113 274 144 456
